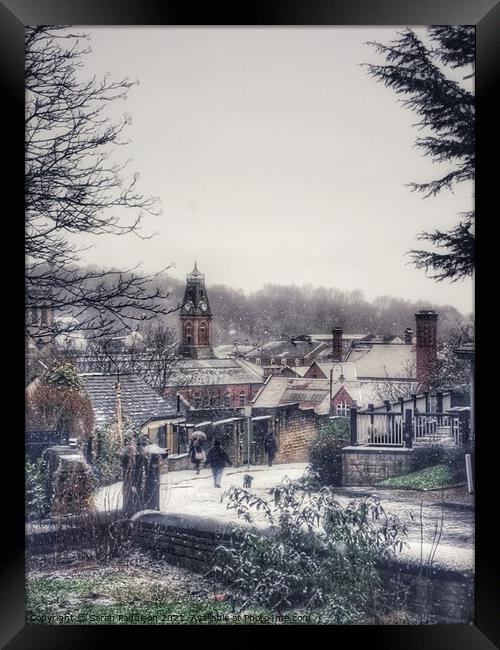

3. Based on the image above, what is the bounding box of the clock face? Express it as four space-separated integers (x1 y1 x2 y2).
199 300 207 312
184 300 194 312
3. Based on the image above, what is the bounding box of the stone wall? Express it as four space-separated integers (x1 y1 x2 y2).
251 404 325 464
44 446 94 515
132 512 274 573
165 452 192 473
379 560 474 624
132 511 473 624
342 446 413 486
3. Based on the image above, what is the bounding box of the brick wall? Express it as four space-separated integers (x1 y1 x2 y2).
133 512 274 573
132 511 473 624
274 406 325 464
342 446 413 486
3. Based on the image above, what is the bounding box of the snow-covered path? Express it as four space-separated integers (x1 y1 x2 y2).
96 463 474 573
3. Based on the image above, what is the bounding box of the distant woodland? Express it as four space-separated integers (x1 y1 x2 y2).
92 268 471 346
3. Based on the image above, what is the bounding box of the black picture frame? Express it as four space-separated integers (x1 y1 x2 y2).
4 0 499 646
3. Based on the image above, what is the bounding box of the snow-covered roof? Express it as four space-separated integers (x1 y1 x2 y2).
80 373 178 428
165 357 264 387
344 344 416 380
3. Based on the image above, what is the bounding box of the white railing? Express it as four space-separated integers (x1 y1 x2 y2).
413 413 462 446
355 410 464 447
356 413 404 446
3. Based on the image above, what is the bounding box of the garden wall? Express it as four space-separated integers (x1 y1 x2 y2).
342 446 413 486
25 509 474 624
165 453 192 473
132 512 275 572
132 511 473 624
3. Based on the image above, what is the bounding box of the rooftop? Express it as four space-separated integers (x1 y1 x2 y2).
344 343 416 380
165 357 264 387
80 373 178 428
245 339 326 360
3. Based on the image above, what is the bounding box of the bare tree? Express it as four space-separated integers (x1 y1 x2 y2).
373 360 419 404
25 26 177 341
141 323 179 393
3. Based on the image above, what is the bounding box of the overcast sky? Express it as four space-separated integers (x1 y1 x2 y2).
74 27 473 315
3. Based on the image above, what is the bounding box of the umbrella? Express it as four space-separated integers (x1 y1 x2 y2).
190 429 207 442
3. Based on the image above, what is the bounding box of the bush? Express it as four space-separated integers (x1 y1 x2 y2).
25 456 51 520
309 418 350 486
212 478 408 623
410 444 472 483
93 417 140 487
410 445 446 472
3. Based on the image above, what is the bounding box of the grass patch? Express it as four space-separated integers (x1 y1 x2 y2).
26 575 273 625
376 464 465 491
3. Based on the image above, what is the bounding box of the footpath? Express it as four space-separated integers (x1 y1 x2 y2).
96 462 474 573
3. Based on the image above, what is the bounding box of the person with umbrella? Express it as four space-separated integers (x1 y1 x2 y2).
205 439 232 488
189 430 207 475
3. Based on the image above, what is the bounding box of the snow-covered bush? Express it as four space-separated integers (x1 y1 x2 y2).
309 418 350 486
211 478 407 622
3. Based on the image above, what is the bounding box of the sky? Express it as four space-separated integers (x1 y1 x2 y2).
73 27 474 315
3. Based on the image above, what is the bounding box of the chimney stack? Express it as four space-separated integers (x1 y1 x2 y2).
415 311 438 389
332 327 343 362
404 328 413 345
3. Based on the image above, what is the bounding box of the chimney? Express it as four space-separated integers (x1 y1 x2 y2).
332 327 343 362
415 311 438 389
404 328 413 345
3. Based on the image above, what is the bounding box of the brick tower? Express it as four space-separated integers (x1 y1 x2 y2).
415 310 438 389
178 262 214 359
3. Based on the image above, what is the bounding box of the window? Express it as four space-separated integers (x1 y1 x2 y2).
270 357 275 365
224 392 232 407
199 322 207 345
281 358 287 366
255 358 261 365
336 401 350 418
184 322 193 345
295 358 300 366
193 392 201 408
239 391 246 406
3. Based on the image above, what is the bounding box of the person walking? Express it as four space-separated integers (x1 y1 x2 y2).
264 431 278 467
189 435 206 475
205 439 232 488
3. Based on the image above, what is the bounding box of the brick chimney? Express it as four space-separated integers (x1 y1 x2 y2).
415 311 438 389
404 328 413 345
332 328 343 362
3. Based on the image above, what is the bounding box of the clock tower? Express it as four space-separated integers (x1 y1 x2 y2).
178 262 214 359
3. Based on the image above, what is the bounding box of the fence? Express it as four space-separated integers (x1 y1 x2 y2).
350 405 469 448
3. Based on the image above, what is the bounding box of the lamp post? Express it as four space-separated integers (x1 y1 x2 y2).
103 337 126 445
329 363 345 416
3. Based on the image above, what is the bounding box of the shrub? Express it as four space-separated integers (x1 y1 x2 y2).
26 360 94 442
93 417 139 487
410 444 471 483
410 445 445 472
25 455 51 521
309 418 350 486
212 478 408 623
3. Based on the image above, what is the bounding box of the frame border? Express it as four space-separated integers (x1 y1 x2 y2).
5 0 499 646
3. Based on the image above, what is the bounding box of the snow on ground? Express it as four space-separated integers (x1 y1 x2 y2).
96 463 474 572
